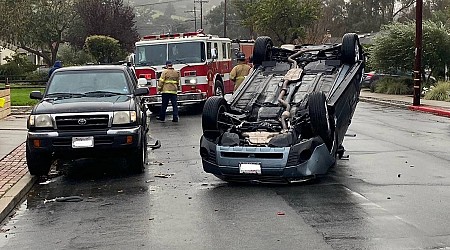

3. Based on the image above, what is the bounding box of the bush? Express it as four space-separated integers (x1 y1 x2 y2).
424 82 450 101
374 76 413 95
58 43 95 66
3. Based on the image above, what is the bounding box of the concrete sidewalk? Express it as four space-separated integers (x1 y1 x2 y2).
0 91 449 223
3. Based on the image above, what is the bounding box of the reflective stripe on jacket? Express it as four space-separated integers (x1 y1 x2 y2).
158 68 180 94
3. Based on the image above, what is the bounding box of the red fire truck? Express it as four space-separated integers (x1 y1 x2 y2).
134 31 233 111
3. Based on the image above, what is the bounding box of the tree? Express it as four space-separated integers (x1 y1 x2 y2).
369 21 450 80
84 35 126 63
0 0 78 66
205 1 252 39
236 0 321 44
68 0 139 52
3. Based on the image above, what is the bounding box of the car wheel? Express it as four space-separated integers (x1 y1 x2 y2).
252 36 273 66
202 96 228 139
308 91 333 149
127 131 146 174
341 33 360 64
214 80 224 96
26 143 52 176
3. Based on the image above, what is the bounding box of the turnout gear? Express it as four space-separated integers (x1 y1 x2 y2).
231 53 251 91
158 65 181 94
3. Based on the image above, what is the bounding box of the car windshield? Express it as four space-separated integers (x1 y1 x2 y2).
46 70 130 96
135 42 206 66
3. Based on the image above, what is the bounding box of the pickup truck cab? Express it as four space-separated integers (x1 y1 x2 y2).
26 64 150 176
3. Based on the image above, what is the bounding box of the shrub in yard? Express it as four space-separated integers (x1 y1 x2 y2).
424 82 450 101
374 77 413 95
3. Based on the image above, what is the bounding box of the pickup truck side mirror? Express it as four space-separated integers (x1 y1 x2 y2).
30 91 43 100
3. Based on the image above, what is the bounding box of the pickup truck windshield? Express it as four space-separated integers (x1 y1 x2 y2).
47 70 130 95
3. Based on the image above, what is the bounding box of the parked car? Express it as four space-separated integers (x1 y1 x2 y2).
362 71 436 91
26 64 153 176
199 33 365 183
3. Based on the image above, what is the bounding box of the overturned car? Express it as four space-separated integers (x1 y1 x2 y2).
199 33 365 183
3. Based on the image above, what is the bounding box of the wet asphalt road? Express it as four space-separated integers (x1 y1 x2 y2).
1 102 450 249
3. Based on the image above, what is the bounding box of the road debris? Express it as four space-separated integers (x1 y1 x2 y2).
44 196 84 204
146 180 155 183
154 173 174 178
398 174 401 178
39 179 56 185
277 212 286 216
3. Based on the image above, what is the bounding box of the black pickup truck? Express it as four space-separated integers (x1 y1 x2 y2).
26 65 151 176
200 33 365 183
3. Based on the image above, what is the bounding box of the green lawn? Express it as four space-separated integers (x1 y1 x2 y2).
10 87 45 106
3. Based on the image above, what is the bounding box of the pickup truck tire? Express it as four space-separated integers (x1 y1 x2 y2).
253 36 273 66
202 96 228 139
127 131 146 174
341 33 360 64
308 91 333 149
26 144 52 176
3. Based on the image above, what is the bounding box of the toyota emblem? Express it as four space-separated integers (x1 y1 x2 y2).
78 118 87 125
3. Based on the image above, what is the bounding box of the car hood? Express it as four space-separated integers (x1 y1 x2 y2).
32 95 133 114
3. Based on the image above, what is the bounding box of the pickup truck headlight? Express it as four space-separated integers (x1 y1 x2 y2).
28 114 53 128
113 111 137 124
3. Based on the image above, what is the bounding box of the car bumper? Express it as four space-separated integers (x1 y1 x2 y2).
144 92 207 106
27 126 143 158
200 136 336 182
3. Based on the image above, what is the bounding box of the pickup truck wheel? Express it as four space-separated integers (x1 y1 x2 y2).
308 91 333 149
202 96 228 139
341 33 360 64
26 144 52 176
127 133 146 174
253 36 273 66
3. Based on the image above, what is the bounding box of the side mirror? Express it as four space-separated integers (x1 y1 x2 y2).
134 87 149 96
30 91 43 100
211 48 218 60
138 78 148 87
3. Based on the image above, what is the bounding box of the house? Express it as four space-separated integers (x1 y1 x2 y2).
0 43 44 65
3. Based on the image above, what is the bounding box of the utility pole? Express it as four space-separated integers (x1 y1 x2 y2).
224 0 227 37
413 0 423 106
185 6 197 30
194 0 208 30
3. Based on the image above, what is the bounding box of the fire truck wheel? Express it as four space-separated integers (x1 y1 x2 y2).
341 33 360 64
214 80 224 96
253 36 273 66
202 96 228 139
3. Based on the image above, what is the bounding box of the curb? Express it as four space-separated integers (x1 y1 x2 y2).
360 96 450 118
409 105 450 118
0 174 36 222
359 96 410 109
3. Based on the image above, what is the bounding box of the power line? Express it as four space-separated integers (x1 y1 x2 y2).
134 0 186 7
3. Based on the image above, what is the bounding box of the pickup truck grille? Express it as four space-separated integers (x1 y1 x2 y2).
55 114 110 130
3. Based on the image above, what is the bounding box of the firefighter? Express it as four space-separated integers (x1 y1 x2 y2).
230 52 251 92
156 61 181 122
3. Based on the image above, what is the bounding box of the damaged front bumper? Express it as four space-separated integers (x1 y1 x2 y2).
200 136 336 183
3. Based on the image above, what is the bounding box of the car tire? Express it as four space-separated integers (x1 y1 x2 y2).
202 96 228 139
148 105 160 115
26 143 52 176
127 131 146 174
341 33 360 64
214 80 224 96
308 91 333 149
252 36 273 66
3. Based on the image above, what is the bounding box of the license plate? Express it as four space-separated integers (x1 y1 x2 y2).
72 136 94 148
239 163 262 175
